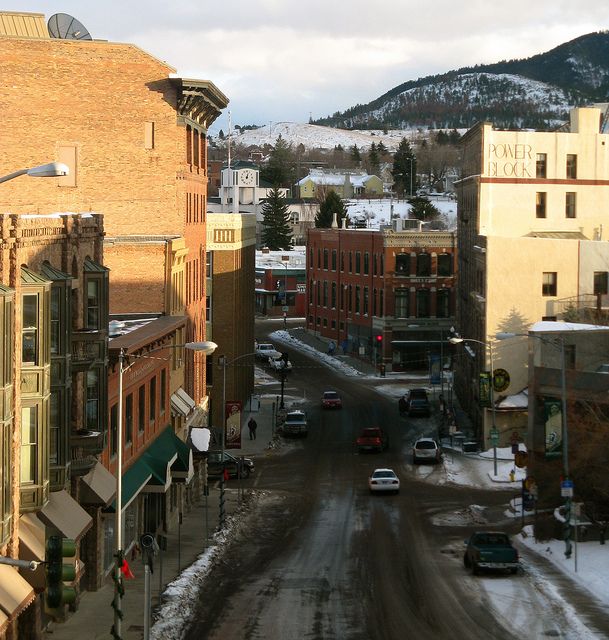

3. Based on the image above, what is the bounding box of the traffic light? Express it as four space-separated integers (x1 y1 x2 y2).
45 535 76 609
376 335 383 343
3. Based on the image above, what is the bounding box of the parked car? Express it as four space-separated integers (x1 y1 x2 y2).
405 388 430 416
356 427 388 453
368 468 400 494
268 353 292 371
206 451 254 479
282 410 308 437
596 363 609 374
412 438 441 464
321 390 342 409
463 531 520 575
255 343 281 361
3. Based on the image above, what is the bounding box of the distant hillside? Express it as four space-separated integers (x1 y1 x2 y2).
313 31 609 130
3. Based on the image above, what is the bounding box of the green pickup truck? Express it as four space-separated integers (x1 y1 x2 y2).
463 532 520 575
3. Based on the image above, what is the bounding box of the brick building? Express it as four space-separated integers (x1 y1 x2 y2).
255 249 307 319
0 212 108 635
0 12 228 406
306 221 457 372
206 214 256 433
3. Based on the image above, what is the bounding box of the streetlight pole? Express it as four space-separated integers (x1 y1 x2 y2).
496 331 571 558
449 337 498 476
217 351 258 530
112 340 217 639
0 161 69 184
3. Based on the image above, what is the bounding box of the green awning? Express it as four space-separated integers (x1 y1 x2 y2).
106 427 185 512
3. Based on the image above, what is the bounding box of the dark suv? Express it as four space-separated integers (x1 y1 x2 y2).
206 451 254 479
406 388 430 417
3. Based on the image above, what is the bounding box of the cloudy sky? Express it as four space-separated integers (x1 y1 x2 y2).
15 1 609 133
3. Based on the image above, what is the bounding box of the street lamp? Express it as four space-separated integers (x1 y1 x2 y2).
112 340 217 639
496 331 571 558
449 336 498 476
0 161 69 184
218 351 258 529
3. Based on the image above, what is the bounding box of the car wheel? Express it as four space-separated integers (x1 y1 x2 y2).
472 562 480 576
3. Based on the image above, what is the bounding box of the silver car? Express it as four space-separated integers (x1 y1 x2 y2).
412 438 441 464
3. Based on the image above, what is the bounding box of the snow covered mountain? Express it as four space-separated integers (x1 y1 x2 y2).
314 31 609 131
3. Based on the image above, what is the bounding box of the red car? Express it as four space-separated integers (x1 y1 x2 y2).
322 390 342 409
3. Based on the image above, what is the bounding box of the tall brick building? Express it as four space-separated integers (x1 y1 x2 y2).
0 12 228 405
306 222 457 372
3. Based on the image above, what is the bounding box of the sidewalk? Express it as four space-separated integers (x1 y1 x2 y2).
43 398 277 640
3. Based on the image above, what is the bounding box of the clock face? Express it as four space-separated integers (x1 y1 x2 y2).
241 169 255 185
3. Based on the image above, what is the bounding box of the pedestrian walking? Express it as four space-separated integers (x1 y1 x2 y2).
248 417 257 440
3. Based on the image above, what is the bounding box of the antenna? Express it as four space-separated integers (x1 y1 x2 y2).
48 13 92 40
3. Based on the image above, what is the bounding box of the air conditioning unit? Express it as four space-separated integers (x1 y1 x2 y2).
393 218 422 232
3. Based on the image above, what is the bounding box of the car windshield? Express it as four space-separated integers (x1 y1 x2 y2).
415 441 436 449
373 470 395 479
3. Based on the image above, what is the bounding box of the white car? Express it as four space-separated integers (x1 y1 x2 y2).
412 438 441 464
268 354 292 371
368 468 400 494
255 343 281 361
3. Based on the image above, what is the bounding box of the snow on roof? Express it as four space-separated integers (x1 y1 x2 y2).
256 248 307 269
497 389 528 410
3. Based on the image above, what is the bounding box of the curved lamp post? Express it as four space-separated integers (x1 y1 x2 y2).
113 340 217 639
449 336 498 476
0 161 69 184
496 331 571 558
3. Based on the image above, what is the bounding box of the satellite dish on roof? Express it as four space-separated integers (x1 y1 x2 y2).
47 13 92 40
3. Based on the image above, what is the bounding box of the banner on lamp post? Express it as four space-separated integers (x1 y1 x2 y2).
544 399 562 459
429 354 441 385
479 372 491 407
225 400 242 449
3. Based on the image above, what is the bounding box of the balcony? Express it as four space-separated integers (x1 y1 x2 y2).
71 330 106 370
70 428 106 456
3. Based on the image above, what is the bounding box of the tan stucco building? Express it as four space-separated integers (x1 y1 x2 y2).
455 106 609 446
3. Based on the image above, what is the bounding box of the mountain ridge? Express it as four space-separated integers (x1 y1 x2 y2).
313 31 609 130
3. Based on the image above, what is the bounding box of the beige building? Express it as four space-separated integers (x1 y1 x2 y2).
455 106 609 446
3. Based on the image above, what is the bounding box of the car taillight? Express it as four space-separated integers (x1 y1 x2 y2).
372 438 380 444
370 479 378 484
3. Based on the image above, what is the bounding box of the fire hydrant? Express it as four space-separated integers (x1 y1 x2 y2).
509 469 516 482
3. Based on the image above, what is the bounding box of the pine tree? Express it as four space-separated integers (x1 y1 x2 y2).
260 135 294 187
261 188 293 250
368 142 380 174
316 191 347 228
392 138 417 196
407 195 441 221
350 144 361 164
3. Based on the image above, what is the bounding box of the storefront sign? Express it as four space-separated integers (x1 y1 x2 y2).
487 143 533 178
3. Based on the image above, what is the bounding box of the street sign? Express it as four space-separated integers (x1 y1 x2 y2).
489 427 499 445
282 306 289 312
561 479 574 497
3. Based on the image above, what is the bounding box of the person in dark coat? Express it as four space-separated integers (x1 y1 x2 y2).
248 417 258 440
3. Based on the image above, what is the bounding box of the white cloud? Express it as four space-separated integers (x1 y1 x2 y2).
13 0 609 127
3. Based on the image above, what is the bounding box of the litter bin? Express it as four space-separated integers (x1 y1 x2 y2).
379 364 386 377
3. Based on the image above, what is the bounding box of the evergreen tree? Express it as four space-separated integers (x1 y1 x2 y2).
350 144 361 164
368 142 380 174
261 188 293 250
407 195 441 221
316 191 347 228
260 135 294 187
392 138 417 196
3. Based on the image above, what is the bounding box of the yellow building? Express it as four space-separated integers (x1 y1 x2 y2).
297 170 383 199
455 106 609 445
